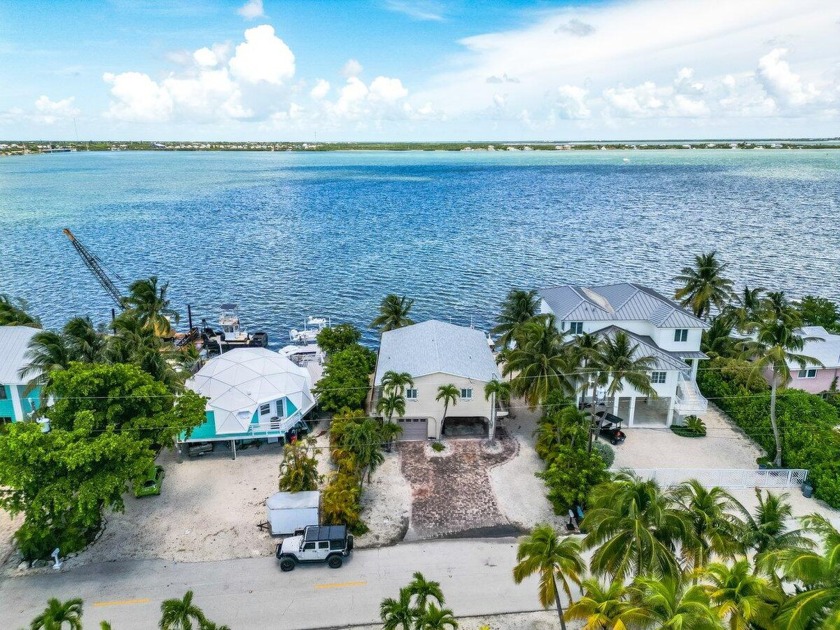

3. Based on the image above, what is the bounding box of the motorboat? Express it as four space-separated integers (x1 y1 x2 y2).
290 316 329 344
202 304 268 353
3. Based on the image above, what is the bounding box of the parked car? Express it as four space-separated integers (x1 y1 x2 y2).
134 464 165 497
276 525 353 571
595 411 627 445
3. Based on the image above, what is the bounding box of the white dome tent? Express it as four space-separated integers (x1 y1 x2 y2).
185 348 316 447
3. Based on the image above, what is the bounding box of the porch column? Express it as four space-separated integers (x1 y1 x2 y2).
666 397 676 427
612 395 619 416
10 386 24 422
691 359 699 381
231 439 237 460
628 396 637 427
489 392 496 440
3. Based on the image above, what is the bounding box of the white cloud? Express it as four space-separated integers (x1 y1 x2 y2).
757 48 820 108
342 59 363 78
237 0 265 20
193 47 219 68
554 85 590 119
103 72 174 122
369 76 408 102
310 79 330 100
229 25 295 85
33 96 80 124
383 0 444 22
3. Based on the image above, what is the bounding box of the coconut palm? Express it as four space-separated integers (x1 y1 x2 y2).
674 251 735 320
739 317 822 467
632 575 719 630
513 524 585 630
29 597 83 630
772 513 840 630
599 331 658 415
484 378 512 440
729 286 765 332
672 480 746 570
62 316 107 363
740 490 811 556
380 587 417 630
407 571 446 614
377 391 406 423
343 417 386 485
582 471 689 580
436 384 460 432
380 420 404 452
503 314 573 409
122 275 179 337
159 590 207 630
417 603 459 630
702 315 738 359
702 560 778 630
0 294 41 327
493 288 540 349
381 370 414 396
18 329 71 394
565 578 647 630
371 294 415 333
568 332 606 452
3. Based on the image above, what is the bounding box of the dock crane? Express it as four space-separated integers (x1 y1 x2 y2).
62 228 125 308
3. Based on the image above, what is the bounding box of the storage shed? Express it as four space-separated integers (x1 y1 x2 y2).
266 491 320 535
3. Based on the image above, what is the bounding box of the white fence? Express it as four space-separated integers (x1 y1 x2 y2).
631 468 809 489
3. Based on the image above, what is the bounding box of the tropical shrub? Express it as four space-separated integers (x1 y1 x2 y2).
313 344 376 412
278 437 321 492
538 444 608 512
670 415 706 438
321 471 367 535
431 441 445 452
593 440 615 467
316 323 362 356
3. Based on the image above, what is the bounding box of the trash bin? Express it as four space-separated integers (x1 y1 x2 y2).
802 483 814 498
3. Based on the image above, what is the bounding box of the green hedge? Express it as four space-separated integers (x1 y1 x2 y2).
698 358 840 508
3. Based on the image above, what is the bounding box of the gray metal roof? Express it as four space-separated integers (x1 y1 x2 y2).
796 326 840 369
0 326 40 385
539 283 707 329
375 320 500 385
592 326 692 373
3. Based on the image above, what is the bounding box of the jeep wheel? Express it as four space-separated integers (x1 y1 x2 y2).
611 438 618 445
280 558 296 572
327 555 343 569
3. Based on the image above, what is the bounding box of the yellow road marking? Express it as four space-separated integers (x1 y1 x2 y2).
314 580 367 590
92 598 151 608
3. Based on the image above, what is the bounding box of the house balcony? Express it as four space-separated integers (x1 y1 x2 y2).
248 411 305 436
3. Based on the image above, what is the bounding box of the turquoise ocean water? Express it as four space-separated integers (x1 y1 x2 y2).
1 150 838 345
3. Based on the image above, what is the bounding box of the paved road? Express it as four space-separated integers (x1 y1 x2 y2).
0 539 548 629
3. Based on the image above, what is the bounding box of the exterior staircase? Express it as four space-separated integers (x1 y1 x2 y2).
674 373 708 416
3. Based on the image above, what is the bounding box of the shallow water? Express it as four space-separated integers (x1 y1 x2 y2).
1 149 838 346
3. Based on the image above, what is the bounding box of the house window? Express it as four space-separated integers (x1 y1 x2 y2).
259 403 271 416
798 369 817 379
405 388 418 400
569 322 583 334
460 388 473 400
277 400 285 417
674 329 688 342
0 387 7 400
650 371 667 384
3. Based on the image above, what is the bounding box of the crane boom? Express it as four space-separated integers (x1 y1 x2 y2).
63 228 125 308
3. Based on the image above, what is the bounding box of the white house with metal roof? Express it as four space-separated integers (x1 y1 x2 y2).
373 320 501 440
538 283 709 426
0 326 43 427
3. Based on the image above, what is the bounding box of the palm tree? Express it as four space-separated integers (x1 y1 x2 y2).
739 317 822 467
417 603 459 630
565 578 647 630
513 523 585 630
672 480 745 570
503 314 572 409
343 418 385 485
436 384 460 435
371 294 415 333
632 575 719 629
582 471 689 580
380 370 414 396
380 420 404 452
569 332 606 452
380 587 417 630
674 251 735 320
702 560 777 630
729 285 765 332
493 288 540 349
376 391 406 423
772 513 840 630
599 331 657 416
30 598 83 630
740 490 811 556
278 437 321 492
123 275 179 336
484 378 511 440
407 571 446 614
702 315 738 359
0 294 41 327
159 590 207 630
63 316 107 363
18 329 71 394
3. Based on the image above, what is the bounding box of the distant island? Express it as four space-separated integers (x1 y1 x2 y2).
2 139 840 156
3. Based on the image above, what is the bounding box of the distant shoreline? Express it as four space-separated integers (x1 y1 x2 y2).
2 139 840 156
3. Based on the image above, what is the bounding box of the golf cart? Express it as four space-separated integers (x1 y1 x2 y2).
595 411 626 445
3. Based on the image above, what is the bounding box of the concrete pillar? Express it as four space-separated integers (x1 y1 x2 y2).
691 359 699 381
489 393 496 440
666 397 675 427
612 395 619 416
628 396 637 427
231 439 237 460
10 386 24 422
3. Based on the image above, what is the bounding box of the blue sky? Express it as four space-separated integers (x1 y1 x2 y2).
1 0 837 140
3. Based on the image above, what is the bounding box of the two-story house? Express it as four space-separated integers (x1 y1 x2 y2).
538 283 709 427
0 326 43 428
372 320 500 440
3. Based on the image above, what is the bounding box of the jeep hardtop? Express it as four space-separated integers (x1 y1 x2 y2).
275 525 353 571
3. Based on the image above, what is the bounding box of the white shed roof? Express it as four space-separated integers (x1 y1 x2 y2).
796 326 840 369
375 320 500 385
0 326 40 385
267 491 320 510
187 348 315 435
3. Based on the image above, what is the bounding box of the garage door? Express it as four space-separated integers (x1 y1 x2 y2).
397 417 428 441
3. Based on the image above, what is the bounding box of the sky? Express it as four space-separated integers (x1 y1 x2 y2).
0 0 838 141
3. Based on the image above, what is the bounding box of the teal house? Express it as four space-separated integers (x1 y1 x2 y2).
0 326 43 428
180 347 315 448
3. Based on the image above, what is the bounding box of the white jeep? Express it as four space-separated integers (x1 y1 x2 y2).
275 525 354 571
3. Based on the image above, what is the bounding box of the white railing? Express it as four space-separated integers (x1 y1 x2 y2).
674 374 708 415
631 468 809 489
249 411 304 435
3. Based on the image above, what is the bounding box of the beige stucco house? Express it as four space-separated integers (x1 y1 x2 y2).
372 320 500 440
